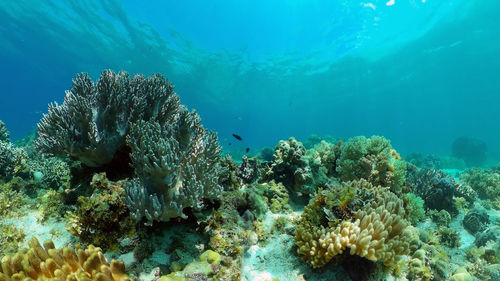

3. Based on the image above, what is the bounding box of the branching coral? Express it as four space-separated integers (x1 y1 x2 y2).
0 121 9 143
0 237 130 280
0 142 27 180
0 224 25 257
403 193 426 225
336 136 406 193
460 168 500 200
124 117 222 224
27 154 71 191
406 165 458 214
295 180 410 270
263 137 311 192
35 70 176 167
264 138 341 194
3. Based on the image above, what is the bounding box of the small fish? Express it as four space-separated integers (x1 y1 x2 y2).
246 148 250 153
232 134 243 141
228 142 232 146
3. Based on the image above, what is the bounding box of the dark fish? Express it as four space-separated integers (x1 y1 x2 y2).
246 148 250 153
228 142 232 146
232 134 243 141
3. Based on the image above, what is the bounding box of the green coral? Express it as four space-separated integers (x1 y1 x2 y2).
0 183 24 218
295 179 410 270
460 168 500 201
336 136 406 193
428 209 451 227
36 189 67 222
66 173 134 250
0 223 25 257
263 137 312 193
254 181 290 213
0 120 9 142
0 141 27 180
403 193 426 225
438 227 461 248
160 250 221 281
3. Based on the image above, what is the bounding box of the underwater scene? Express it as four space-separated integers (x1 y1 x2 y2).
0 1 499 280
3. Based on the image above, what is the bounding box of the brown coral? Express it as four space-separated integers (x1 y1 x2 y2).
295 180 410 269
0 237 130 281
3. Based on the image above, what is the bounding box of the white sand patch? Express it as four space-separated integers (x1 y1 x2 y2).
6 209 72 248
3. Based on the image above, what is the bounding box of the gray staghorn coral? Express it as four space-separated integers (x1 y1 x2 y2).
35 70 176 167
124 112 222 224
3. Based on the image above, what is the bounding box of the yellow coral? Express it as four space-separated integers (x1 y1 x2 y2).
295 182 410 269
0 237 130 281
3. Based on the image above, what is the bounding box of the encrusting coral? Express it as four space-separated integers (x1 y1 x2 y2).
295 179 410 270
0 237 130 281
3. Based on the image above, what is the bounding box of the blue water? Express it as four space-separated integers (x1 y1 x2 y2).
0 0 499 160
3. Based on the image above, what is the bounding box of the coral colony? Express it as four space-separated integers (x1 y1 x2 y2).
0 70 499 281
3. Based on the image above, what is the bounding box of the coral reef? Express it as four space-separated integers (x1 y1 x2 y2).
0 237 130 280
437 226 461 248
263 138 342 195
0 121 9 143
295 179 410 270
26 154 71 191
462 208 490 234
159 250 221 281
405 152 441 169
235 156 260 184
460 168 500 201
6 71 498 281
0 223 25 257
263 137 312 193
66 173 134 249
336 136 406 193
406 165 458 214
402 193 426 225
0 141 27 180
35 70 176 168
0 183 24 218
428 209 451 227
124 117 222 224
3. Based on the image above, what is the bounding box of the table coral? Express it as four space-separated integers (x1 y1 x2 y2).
295 179 410 270
0 237 130 281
